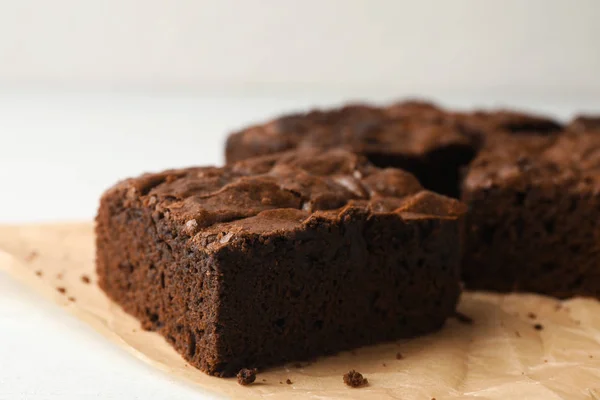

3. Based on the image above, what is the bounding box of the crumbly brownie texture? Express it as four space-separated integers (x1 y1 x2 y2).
343 370 368 388
96 149 465 376
226 102 600 298
236 368 257 385
462 132 600 297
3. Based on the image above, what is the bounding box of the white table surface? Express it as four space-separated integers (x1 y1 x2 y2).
0 90 598 399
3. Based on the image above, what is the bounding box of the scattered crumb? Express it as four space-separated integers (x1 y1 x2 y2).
590 355 594 359
396 352 404 360
515 331 521 338
527 312 537 319
521 372 525 375
67 297 76 302
544 359 548 363
262 379 266 382
454 311 474 325
286 379 292 384
382 363 386 367
279 381 282 384
575 320 582 325
25 251 39 262
555 303 563 311
56 273 63 279
81 275 91 284
343 370 368 388
56 287 66 294
236 368 257 386
35 270 43 277
432 398 436 400
534 323 544 331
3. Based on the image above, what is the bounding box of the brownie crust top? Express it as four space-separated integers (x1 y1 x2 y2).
106 149 465 240
226 100 565 162
464 132 600 193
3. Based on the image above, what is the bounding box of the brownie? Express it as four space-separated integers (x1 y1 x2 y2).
462 132 600 297
226 102 479 197
96 149 465 376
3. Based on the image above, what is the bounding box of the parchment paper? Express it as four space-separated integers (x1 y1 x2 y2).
1 223 599 400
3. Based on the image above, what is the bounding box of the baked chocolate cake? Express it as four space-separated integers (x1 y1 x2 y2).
96 149 465 376
462 132 600 297
225 101 600 298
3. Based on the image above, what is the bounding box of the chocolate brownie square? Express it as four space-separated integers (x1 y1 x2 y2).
96 149 465 376
461 132 600 297
226 102 479 197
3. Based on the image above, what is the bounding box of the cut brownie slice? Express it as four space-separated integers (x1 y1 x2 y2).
462 132 600 298
226 102 479 197
96 149 465 376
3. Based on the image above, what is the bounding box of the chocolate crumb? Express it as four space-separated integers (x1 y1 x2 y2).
279 381 282 384
527 312 537 319
534 323 543 331
396 352 404 360
35 270 43 277
68 297 76 302
454 311 474 325
262 379 266 382
432 398 436 400
382 363 386 367
56 287 66 294
25 251 39 262
286 379 292 384
236 368 257 386
343 370 368 388
81 275 91 284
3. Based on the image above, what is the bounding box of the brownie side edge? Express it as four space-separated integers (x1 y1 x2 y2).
95 184 224 374
208 206 462 375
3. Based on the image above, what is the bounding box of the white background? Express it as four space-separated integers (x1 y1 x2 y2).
0 1 599 399
0 0 598 94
